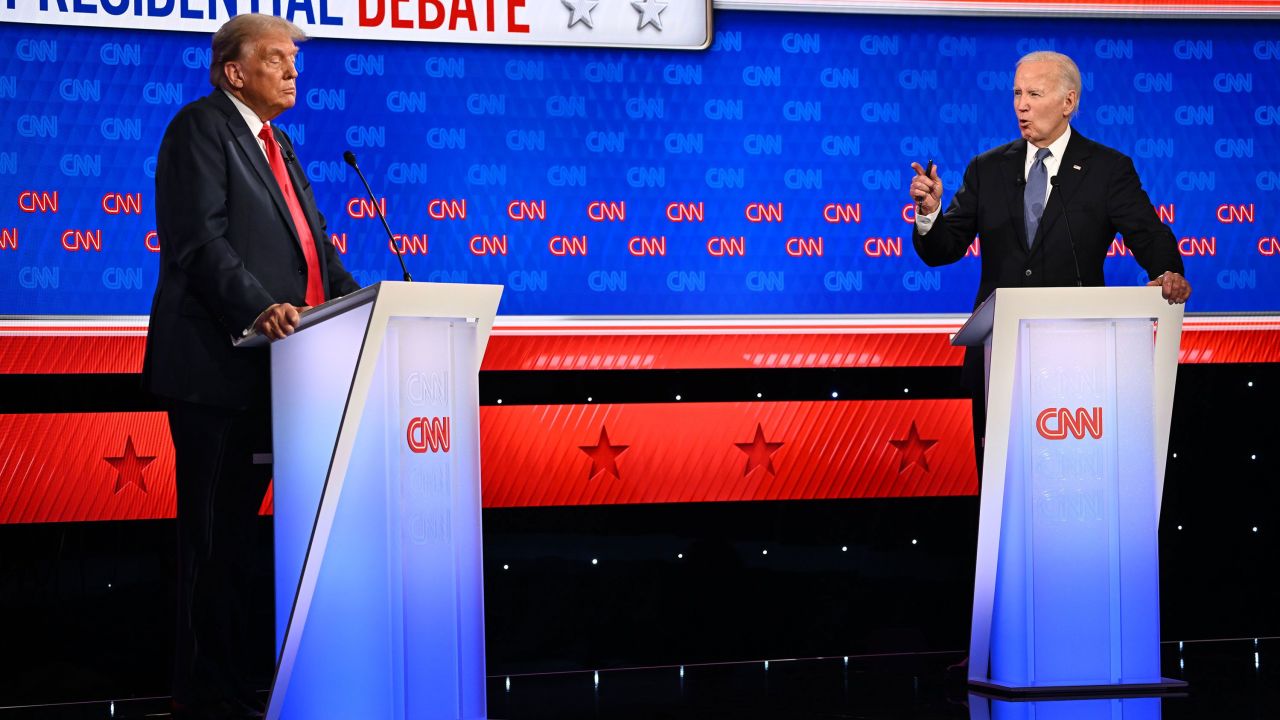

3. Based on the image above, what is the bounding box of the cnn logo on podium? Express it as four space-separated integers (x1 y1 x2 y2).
406 416 451 453
1036 407 1104 440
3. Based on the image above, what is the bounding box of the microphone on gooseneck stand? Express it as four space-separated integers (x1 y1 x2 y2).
343 150 413 282
1049 175 1083 287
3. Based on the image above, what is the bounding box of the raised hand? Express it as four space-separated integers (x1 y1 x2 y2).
909 161 943 216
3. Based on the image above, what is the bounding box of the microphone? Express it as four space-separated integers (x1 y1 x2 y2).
343 150 412 282
1049 175 1083 287
268 126 298 165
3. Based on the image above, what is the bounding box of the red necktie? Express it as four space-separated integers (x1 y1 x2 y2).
259 124 325 307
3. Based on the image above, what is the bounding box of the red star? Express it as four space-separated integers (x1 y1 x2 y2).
888 421 939 473
579 425 629 480
734 423 784 477
103 436 156 494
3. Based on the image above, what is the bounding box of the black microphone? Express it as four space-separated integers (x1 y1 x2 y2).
343 150 412 282
269 126 298 165
1049 175 1083 287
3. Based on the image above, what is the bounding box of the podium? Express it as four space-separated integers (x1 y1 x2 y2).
953 287 1185 695
247 281 502 719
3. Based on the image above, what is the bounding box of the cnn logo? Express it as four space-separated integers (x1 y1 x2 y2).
406 416 451 453
1036 407 1103 440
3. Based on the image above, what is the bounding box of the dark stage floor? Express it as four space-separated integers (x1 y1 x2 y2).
0 638 1274 719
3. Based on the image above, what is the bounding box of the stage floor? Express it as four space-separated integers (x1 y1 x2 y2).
0 637 1274 719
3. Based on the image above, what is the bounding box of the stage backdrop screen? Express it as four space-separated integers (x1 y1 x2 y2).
1 12 1276 316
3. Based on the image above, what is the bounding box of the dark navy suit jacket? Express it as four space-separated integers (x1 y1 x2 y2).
913 129 1184 311
912 129 1185 387
144 91 359 408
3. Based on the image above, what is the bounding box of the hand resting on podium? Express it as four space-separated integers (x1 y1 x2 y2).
251 302 306 341
1146 271 1191 305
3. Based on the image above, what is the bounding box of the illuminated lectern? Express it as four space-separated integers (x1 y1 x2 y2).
953 287 1185 695
244 281 502 719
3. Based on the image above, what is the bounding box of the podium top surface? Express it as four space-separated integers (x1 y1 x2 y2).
234 285 378 348
234 281 501 348
951 286 1184 347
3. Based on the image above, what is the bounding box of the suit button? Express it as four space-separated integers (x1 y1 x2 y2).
1025 269 1032 277
297 267 305 275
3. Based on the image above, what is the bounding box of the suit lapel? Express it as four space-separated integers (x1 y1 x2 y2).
211 93 305 258
1003 140 1029 251
1033 129 1094 248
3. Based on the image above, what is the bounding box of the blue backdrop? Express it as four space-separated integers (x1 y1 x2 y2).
1 12 1276 316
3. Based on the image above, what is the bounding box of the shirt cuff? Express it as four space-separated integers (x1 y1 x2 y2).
915 208 941 234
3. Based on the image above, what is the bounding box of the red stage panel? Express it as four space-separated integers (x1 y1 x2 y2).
0 413 175 524
0 316 1274 524
1177 326 1280 364
479 400 976 508
0 399 975 523
480 330 966 370
0 328 146 374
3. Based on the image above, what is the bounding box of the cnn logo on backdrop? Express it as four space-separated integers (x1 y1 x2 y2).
1036 407 1104 440
406 416 451 453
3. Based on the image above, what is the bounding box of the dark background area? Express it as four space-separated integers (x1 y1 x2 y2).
0 361 1275 705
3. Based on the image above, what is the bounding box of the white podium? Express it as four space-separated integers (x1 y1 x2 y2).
248 281 502 719
953 287 1186 694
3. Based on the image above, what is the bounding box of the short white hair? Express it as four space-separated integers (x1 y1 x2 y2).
1017 51 1082 116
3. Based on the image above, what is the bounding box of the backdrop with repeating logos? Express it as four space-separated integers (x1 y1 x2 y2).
1 12 1278 316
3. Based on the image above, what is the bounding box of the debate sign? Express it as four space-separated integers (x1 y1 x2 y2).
0 0 713 49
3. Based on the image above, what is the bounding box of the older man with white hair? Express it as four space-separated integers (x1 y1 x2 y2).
907 50 1190 477
906 49 1191 680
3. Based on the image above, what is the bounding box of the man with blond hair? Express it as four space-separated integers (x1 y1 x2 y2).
143 13 359 719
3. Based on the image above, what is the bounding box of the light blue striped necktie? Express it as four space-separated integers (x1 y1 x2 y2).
1024 147 1051 248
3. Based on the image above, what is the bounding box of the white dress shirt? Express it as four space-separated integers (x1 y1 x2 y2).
916 125 1073 235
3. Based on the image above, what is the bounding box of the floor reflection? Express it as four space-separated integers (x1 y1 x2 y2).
0 637 1274 718
970 694 1161 720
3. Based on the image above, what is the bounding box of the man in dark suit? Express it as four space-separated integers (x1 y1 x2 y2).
142 13 360 719
908 50 1191 473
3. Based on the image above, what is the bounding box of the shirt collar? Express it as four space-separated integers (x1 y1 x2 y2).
223 89 266 141
1027 125 1072 167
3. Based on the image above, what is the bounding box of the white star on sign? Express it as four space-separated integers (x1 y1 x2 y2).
561 0 598 28
630 0 668 30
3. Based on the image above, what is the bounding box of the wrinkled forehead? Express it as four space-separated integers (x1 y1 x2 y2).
1014 62 1058 89
245 31 299 61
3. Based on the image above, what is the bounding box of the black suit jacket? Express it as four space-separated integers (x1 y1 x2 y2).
912 129 1184 389
143 91 360 409
913 129 1184 311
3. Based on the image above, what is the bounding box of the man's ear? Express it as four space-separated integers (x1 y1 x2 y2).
223 61 244 90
